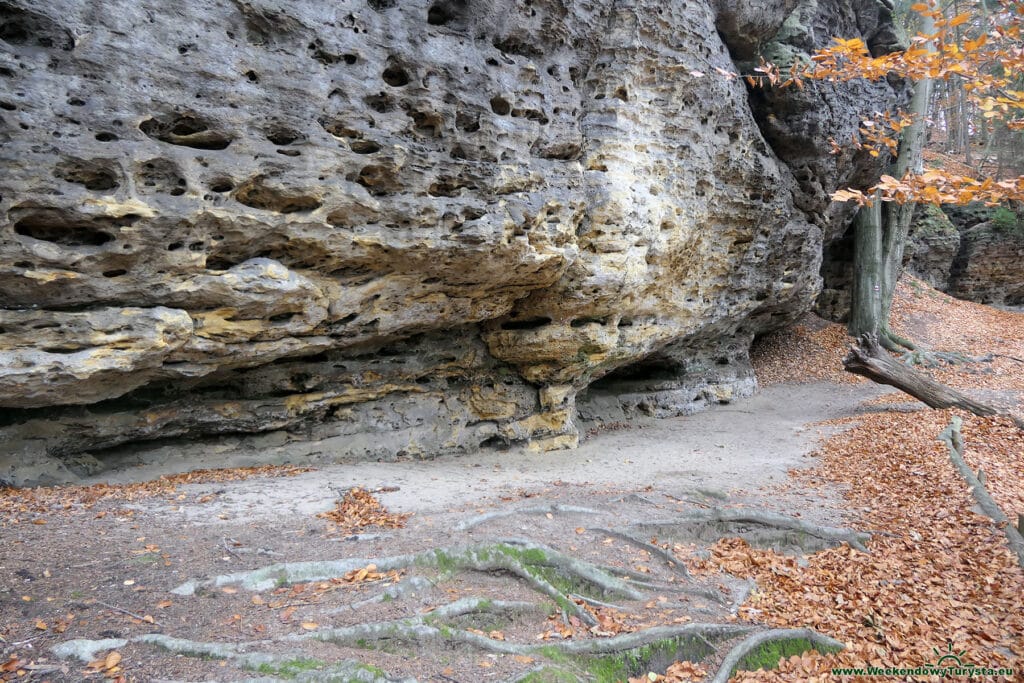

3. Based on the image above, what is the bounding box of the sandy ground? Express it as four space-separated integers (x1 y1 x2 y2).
84 382 886 524
0 380 891 683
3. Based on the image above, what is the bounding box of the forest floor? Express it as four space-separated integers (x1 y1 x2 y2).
1 276 1022 683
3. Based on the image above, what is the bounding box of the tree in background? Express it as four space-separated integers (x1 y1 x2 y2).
801 0 1024 349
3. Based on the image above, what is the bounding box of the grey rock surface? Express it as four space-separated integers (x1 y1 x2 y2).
0 0 899 484
903 204 960 291
949 218 1024 306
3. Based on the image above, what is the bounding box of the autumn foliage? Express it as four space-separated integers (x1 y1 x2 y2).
771 0 1024 206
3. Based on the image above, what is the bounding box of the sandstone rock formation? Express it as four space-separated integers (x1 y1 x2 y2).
948 209 1024 306
0 0 900 484
903 204 960 291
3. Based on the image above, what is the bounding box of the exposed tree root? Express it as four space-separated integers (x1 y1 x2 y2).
708 628 845 683
630 508 871 553
173 540 653 627
455 504 602 531
899 348 980 367
587 527 692 578
70 525 850 682
136 620 759 660
939 417 1024 568
330 576 435 614
136 634 410 682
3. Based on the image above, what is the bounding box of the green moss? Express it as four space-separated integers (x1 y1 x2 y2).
518 668 580 683
912 204 957 236
356 663 386 676
729 637 843 678
537 646 573 665
129 552 162 565
542 636 716 683
431 549 457 573
991 206 1023 234
254 657 324 679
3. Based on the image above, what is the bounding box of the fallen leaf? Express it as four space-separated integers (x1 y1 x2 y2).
104 651 122 671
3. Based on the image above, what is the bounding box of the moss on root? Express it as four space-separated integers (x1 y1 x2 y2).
535 635 717 683
254 657 325 678
728 636 843 678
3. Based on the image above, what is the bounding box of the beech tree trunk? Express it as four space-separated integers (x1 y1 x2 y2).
848 11 934 346
843 333 997 416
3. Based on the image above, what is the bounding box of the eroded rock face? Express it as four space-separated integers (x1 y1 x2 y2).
0 0 898 484
903 204 960 291
949 219 1024 306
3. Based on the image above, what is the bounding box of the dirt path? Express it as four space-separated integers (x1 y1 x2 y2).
82 382 885 522
0 381 891 683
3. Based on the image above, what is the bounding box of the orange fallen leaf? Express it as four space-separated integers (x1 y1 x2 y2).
300 621 319 630
104 651 122 670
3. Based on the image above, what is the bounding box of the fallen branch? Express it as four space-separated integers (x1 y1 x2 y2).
709 628 845 683
843 333 997 417
938 417 1024 568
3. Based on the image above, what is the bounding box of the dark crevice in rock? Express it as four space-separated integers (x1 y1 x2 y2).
139 114 233 150
53 157 120 191
136 158 188 196
11 210 131 247
0 2 74 51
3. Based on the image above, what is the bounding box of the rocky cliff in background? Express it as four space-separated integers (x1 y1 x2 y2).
0 0 901 485
946 205 1024 306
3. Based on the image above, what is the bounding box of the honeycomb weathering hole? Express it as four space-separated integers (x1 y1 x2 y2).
13 211 116 246
0 3 74 51
427 0 466 26
382 62 411 87
490 96 511 116
139 114 233 150
53 158 120 191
